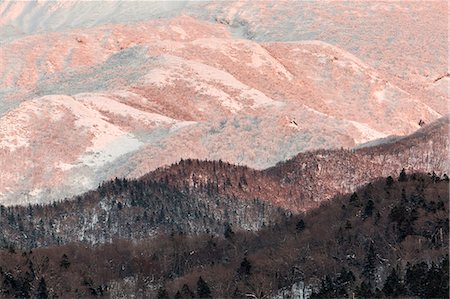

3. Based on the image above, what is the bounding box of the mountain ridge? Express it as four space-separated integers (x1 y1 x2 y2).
1 11 447 205
0 116 447 251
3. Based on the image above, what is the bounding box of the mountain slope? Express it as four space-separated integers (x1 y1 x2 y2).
0 16 445 205
2 1 447 113
0 172 447 298
0 117 447 250
145 115 449 211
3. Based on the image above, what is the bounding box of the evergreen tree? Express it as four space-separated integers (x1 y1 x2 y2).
180 284 194 299
310 275 334 298
355 281 374 298
382 267 404 297
344 220 352 230
296 219 305 232
36 277 49 299
60 253 70 269
157 287 169 299
425 260 449 298
237 257 252 277
386 176 394 187
224 223 234 239
443 174 449 182
197 276 212 298
363 199 375 218
405 261 428 297
232 287 244 298
398 168 408 182
311 269 355 298
362 244 377 285
349 192 358 203
430 171 440 183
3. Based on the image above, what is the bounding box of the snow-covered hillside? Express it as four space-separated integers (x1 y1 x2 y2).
0 2 447 205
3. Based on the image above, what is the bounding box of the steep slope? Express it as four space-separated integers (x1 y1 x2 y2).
0 16 445 205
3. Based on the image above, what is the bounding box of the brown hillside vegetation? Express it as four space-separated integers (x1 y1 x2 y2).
0 172 448 298
146 115 449 211
0 117 447 250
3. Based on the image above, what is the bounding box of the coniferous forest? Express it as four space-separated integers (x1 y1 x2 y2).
0 170 448 298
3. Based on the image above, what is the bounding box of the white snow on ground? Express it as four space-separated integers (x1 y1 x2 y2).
0 132 29 151
76 93 176 125
0 91 190 173
291 40 380 80
193 81 244 112
169 120 197 133
42 95 145 168
0 1 191 40
29 188 43 197
350 120 387 144
170 25 187 39
111 90 148 103
79 133 143 168
374 88 387 102
295 40 373 70
250 44 294 81
144 55 283 112
46 95 125 150
191 38 238 60
56 162 75 171
0 102 33 151
250 51 264 68
144 67 176 87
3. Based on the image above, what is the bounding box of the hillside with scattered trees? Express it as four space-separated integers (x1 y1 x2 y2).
0 176 287 250
0 171 447 298
146 116 449 212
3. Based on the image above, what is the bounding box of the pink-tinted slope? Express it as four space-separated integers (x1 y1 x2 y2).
0 7 447 205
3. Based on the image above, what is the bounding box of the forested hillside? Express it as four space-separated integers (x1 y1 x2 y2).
0 172 447 298
0 176 287 250
146 116 449 212
0 116 447 251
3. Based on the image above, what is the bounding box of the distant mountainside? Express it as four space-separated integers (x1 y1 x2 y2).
145 115 449 211
1 4 448 205
1 116 447 250
0 172 447 298
2 1 447 110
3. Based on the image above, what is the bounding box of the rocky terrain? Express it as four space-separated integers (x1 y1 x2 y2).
0 1 448 205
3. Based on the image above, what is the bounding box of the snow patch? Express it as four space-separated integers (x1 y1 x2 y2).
374 88 387 102
191 38 237 60
350 121 387 144
80 133 143 168
170 25 187 39
56 162 74 171
76 93 176 125
143 55 283 112
29 188 43 197
0 103 33 151
144 67 176 87
40 95 145 169
170 120 197 133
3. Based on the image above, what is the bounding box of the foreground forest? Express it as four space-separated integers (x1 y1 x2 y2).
0 171 448 298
